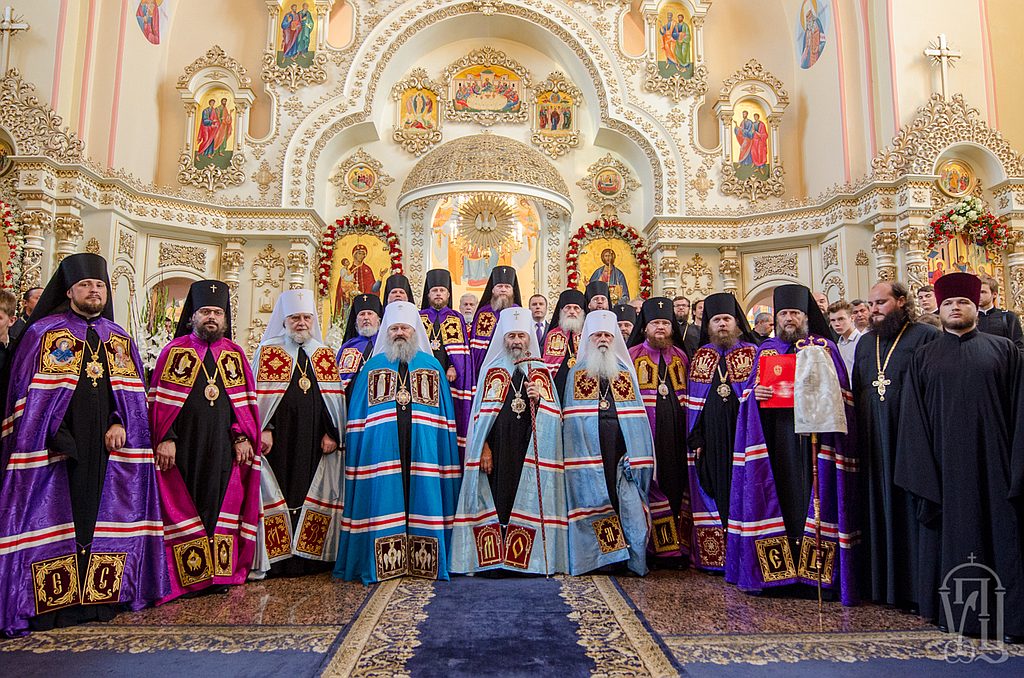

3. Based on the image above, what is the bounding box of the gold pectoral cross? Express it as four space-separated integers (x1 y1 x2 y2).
872 372 891 401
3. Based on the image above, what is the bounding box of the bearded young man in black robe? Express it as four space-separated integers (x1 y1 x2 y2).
853 281 938 611
687 293 758 533
541 289 586 400
896 273 1024 643
585 280 611 311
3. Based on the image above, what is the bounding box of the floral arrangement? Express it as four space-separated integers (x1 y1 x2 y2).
136 285 180 372
566 217 653 300
928 196 1009 251
1 200 24 291
316 214 403 299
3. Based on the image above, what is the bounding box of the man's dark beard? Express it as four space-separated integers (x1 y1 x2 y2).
942 316 976 332
872 308 909 339
195 323 226 343
431 298 447 310
492 294 512 311
73 298 105 316
711 328 740 350
777 323 808 344
646 334 672 349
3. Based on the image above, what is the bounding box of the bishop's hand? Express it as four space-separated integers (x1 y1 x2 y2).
480 442 493 474
234 437 254 465
446 366 457 383
105 424 126 452
260 430 273 455
155 440 176 471
321 433 338 455
754 384 773 401
527 381 542 401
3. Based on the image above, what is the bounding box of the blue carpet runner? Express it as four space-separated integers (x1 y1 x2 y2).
406 576 593 677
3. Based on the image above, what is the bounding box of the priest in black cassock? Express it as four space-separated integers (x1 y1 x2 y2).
337 293 383 397
853 281 938 611
628 298 692 561
469 266 522 377
613 303 638 344
686 293 758 541
541 289 586 400
150 280 262 598
896 272 1024 642
383 273 415 306
252 290 345 577
586 280 611 311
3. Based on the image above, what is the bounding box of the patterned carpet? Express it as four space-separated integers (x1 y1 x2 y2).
3 569 1023 676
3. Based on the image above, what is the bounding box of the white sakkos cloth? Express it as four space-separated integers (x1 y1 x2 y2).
794 345 848 434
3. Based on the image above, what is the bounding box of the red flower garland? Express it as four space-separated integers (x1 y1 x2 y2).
317 214 403 298
566 217 653 300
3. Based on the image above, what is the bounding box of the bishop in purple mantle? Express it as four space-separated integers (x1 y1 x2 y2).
0 254 167 636
729 284 858 605
420 269 473 460
469 266 522 379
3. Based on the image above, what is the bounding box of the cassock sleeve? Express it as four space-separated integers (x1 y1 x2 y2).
894 351 942 525
1005 310 1024 354
1008 343 1024 502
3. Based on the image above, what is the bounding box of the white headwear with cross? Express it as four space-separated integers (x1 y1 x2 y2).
576 310 638 382
480 307 542 370
371 300 433 357
260 288 323 346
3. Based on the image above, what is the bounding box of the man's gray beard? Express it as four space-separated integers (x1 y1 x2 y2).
286 328 312 344
777 321 809 344
711 328 740 350
872 308 909 339
195 324 225 343
491 294 512 311
506 346 528 374
584 345 620 381
559 312 583 335
357 323 377 338
383 335 418 364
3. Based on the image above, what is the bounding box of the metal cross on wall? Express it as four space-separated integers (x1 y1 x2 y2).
0 7 28 74
924 33 962 100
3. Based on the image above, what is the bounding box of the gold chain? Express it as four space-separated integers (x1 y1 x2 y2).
875 323 909 375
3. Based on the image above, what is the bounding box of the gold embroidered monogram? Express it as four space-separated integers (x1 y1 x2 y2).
263 513 292 559
367 369 396 406
754 348 779 382
105 334 137 378
31 554 81 615
573 372 599 401
474 524 504 567
411 369 440 408
257 346 292 383
593 515 627 554
689 347 719 384
797 538 837 584
82 552 127 604
726 346 756 383
296 509 331 557
755 536 796 582
161 347 201 388
503 525 536 570
173 536 213 587
651 516 680 554
216 351 247 389
39 329 84 376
